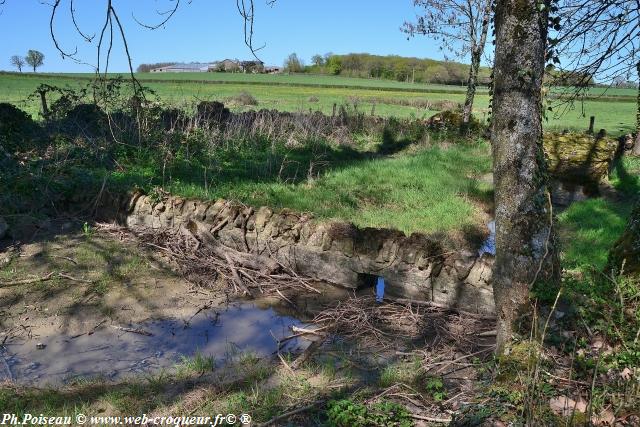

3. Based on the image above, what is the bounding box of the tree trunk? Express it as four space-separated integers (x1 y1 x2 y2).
634 62 640 155
491 0 559 354
462 0 492 124
462 50 481 125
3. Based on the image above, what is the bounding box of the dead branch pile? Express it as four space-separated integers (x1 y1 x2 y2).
96 223 319 300
312 296 495 352
312 296 424 347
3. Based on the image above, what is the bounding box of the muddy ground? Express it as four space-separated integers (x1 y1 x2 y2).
0 218 496 425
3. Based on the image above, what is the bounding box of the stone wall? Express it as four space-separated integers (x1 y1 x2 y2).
99 192 495 314
543 132 620 196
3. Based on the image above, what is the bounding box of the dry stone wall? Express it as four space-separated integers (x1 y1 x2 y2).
99 192 495 314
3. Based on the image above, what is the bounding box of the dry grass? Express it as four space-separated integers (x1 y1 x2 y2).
225 91 259 107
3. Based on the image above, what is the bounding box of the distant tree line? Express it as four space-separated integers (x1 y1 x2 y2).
303 53 492 86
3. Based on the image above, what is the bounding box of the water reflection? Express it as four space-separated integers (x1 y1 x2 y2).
1 303 308 386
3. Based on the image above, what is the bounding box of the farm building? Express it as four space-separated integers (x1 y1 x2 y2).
209 59 241 72
264 66 282 74
149 60 276 74
150 63 211 73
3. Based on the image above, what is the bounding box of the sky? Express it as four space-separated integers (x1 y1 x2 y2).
0 0 455 73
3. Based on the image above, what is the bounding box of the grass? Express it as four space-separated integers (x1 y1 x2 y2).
0 72 636 133
175 353 216 377
112 141 493 235
7 71 479 92
558 155 640 272
558 199 633 271
10 71 637 97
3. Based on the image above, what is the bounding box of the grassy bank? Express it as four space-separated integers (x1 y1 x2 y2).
0 97 492 236
118 141 493 235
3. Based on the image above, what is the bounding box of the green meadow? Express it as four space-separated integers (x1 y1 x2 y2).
0 72 636 134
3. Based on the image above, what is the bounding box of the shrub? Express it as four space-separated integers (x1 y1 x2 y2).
62 103 108 135
196 101 230 124
326 399 412 427
426 109 483 134
0 103 36 152
226 91 259 107
308 96 320 103
326 56 343 75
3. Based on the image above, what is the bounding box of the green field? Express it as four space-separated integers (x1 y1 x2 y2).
0 72 636 134
8 71 478 92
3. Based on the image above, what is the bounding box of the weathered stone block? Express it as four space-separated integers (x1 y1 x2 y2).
255 206 273 231
543 132 619 194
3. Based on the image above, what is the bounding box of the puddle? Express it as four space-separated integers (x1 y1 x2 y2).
0 303 308 386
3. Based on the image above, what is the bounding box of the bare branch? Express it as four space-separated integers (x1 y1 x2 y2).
132 0 183 30
49 0 79 60
70 0 95 42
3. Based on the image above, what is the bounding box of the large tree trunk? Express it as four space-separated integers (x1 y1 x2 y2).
633 62 640 156
462 0 492 125
491 0 559 354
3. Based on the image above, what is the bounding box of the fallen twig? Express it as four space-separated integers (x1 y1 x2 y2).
388 297 496 320
224 254 253 298
0 272 54 287
111 325 153 336
184 304 212 327
58 273 92 284
290 340 323 370
118 224 318 300
0 271 93 288
255 400 324 427
275 288 294 307
210 217 229 234
291 325 329 336
0 348 13 382
433 347 493 374
408 413 452 423
49 255 78 265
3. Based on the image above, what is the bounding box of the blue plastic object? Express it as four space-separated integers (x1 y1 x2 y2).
376 277 385 303
478 220 496 256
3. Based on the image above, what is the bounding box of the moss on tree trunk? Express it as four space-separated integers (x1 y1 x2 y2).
491 0 559 354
